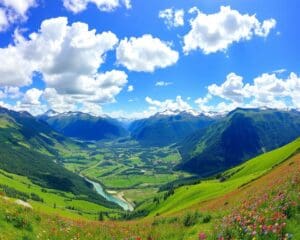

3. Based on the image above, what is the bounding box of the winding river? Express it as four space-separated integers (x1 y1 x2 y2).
84 177 134 211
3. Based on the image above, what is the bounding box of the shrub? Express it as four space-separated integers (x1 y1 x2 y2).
202 214 212 223
30 193 44 202
5 211 33 231
183 211 201 227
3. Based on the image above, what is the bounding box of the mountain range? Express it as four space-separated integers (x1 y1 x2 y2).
177 108 300 176
39 110 128 141
129 110 216 146
2 106 300 185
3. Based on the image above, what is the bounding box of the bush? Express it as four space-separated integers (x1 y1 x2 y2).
164 188 175 200
5 211 33 231
22 236 32 240
202 214 212 223
0 184 29 201
30 193 44 202
167 217 179 223
183 211 201 227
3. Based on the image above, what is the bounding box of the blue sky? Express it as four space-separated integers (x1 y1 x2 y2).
0 0 299 118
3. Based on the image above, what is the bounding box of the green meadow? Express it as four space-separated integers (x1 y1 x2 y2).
0 169 115 220
140 138 300 216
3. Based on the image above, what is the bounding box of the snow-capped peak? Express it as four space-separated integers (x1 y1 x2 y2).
44 109 59 117
156 109 200 117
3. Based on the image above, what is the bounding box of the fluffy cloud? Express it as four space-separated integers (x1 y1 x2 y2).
4 88 47 115
208 73 246 103
103 71 300 118
0 17 128 115
79 102 103 116
245 73 287 106
127 85 134 92
22 17 120 95
199 71 300 112
194 94 213 113
0 46 34 87
159 8 184 28
0 0 36 16
0 8 8 30
110 96 194 119
41 70 127 112
183 6 276 54
245 72 300 109
42 88 76 113
0 0 37 31
63 0 131 13
155 81 173 87
288 74 300 109
0 87 22 99
145 95 193 114
116 34 179 72
22 88 43 105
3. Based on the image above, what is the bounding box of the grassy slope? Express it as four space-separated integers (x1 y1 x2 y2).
0 110 121 209
145 138 300 216
0 143 299 239
0 169 111 220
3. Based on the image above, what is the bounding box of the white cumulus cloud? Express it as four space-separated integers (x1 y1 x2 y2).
63 0 131 13
127 85 134 92
145 95 193 114
22 88 43 105
0 8 8 31
183 6 276 54
0 17 128 116
200 71 300 112
0 46 34 87
159 8 184 28
0 0 37 31
208 73 246 103
116 34 179 72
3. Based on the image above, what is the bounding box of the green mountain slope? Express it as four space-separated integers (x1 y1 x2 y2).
0 107 117 209
178 108 300 175
129 111 215 147
0 168 111 220
144 137 300 216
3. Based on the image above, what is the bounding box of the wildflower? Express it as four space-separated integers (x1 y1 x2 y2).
198 232 207 240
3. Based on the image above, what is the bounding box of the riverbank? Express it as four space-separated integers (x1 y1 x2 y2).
83 176 134 211
107 190 135 210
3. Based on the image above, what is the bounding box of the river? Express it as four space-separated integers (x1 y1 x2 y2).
84 177 134 211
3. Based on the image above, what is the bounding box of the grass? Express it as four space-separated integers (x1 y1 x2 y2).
101 173 180 189
144 138 300 216
61 139 192 204
0 169 115 220
223 137 300 179
122 187 158 204
0 145 299 239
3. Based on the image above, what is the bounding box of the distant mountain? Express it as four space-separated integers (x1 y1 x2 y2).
117 117 134 130
39 111 129 141
178 108 300 176
0 107 117 208
129 111 216 146
41 109 60 117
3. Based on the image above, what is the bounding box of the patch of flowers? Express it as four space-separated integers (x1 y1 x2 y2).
215 175 300 240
